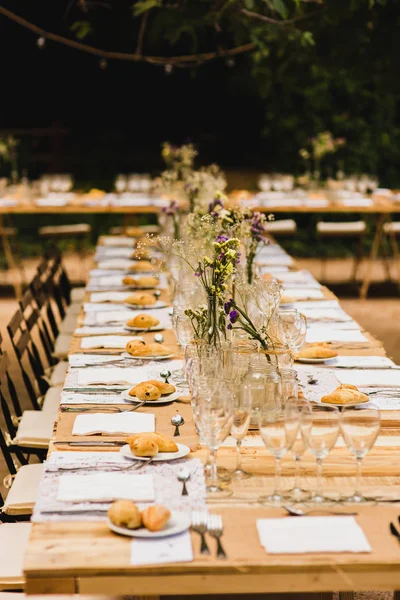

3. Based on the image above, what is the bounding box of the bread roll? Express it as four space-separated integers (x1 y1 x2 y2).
141 505 171 532
146 380 176 395
147 343 172 356
127 432 178 453
108 500 142 529
130 261 156 272
125 226 144 238
125 293 157 306
130 383 161 401
321 384 369 405
131 249 152 260
126 314 160 328
298 343 338 360
130 437 159 457
126 340 153 356
136 276 159 288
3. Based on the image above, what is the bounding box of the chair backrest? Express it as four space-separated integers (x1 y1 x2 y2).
31 273 60 341
19 287 56 368
6 310 42 409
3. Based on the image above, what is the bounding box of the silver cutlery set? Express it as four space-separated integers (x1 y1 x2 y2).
191 511 226 558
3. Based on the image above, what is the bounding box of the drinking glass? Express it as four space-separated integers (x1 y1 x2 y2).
230 387 252 480
277 309 307 355
175 314 193 349
115 175 127 193
259 401 299 504
288 399 311 501
195 383 233 498
300 404 339 503
340 404 380 502
280 369 298 406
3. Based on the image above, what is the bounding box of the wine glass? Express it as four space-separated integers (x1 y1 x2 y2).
288 399 311 501
115 175 127 194
300 404 339 503
230 385 252 480
340 404 380 503
277 309 307 355
195 382 233 498
175 314 193 349
259 400 299 504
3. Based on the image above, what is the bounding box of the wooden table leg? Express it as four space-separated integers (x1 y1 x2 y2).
360 212 386 300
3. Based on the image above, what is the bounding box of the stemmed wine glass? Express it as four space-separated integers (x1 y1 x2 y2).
277 309 307 356
259 400 299 504
300 404 339 503
195 382 233 498
229 384 252 480
340 404 380 503
288 399 311 501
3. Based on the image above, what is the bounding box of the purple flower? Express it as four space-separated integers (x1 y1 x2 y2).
208 197 224 214
229 309 239 324
215 235 229 243
223 300 232 315
162 200 179 216
227 323 233 330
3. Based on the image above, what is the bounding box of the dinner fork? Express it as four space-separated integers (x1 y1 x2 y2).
191 511 210 555
207 514 227 559
61 402 146 413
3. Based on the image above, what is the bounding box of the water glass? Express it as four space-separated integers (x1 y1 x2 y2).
300 404 339 503
340 404 380 502
230 387 252 480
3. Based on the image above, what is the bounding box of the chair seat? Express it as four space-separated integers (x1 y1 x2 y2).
265 219 297 234
14 411 54 449
65 303 81 317
59 314 78 335
48 361 68 387
53 333 72 360
42 385 63 417
2 464 44 516
317 221 366 235
0 523 31 588
38 224 91 237
0 227 17 236
383 221 400 234
70 287 85 303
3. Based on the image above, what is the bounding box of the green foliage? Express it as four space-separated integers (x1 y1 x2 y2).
69 20 93 40
132 0 162 17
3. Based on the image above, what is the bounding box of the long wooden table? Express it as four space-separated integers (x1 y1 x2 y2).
22 236 400 598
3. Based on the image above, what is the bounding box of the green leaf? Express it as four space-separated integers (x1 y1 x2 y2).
132 0 161 17
243 0 255 9
301 31 315 47
70 21 93 40
270 0 287 18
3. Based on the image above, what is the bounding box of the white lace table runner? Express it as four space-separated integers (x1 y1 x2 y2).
33 455 206 522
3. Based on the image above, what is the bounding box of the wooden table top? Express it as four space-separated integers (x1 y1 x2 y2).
23 242 400 596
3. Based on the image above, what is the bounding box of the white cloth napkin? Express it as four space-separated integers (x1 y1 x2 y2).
97 258 135 270
306 328 367 344
131 531 193 565
300 307 352 323
282 287 325 300
332 356 396 369
75 326 129 336
90 292 134 303
257 517 371 554
100 236 135 247
35 198 68 207
80 336 142 349
257 255 294 267
84 302 128 312
57 473 155 502
72 412 155 435
77 362 182 386
336 369 400 388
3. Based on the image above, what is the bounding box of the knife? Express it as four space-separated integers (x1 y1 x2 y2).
53 441 126 447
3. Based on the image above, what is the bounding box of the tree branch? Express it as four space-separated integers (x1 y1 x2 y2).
241 7 322 26
136 10 148 55
0 5 255 65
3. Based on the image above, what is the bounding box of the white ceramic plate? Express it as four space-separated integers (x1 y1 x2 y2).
120 443 190 462
120 388 182 405
121 352 174 361
124 301 168 310
124 324 165 332
316 399 370 410
296 357 337 364
107 511 191 538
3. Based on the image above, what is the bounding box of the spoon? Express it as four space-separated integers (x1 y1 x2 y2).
171 414 184 436
177 468 191 495
154 290 162 299
154 333 164 344
283 505 358 517
307 375 318 385
160 369 172 383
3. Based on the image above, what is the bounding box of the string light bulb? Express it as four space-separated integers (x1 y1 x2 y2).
164 63 173 75
225 58 235 68
37 36 46 49
99 58 108 70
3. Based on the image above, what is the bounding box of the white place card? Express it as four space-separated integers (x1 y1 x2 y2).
72 412 155 435
332 356 396 369
257 517 371 554
131 531 193 565
282 287 325 300
57 473 155 503
80 336 142 349
337 369 400 388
